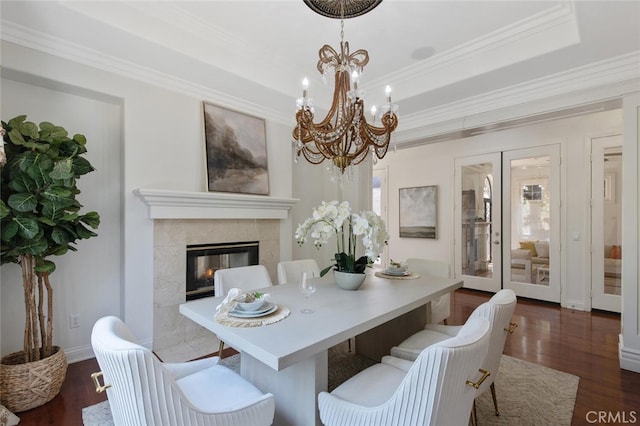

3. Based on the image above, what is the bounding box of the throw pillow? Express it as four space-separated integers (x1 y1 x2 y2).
610 245 622 259
519 241 537 257
534 242 550 258
0 404 20 426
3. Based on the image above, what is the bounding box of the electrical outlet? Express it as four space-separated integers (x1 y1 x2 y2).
69 314 80 329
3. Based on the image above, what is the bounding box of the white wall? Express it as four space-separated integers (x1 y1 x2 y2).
377 109 624 312
1 76 123 359
0 40 307 361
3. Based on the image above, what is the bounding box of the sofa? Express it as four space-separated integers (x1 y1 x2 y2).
511 241 549 283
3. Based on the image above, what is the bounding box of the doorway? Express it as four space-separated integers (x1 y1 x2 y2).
455 145 561 302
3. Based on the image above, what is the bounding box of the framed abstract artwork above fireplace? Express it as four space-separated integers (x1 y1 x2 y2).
203 102 270 195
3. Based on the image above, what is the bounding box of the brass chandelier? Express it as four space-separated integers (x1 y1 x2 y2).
293 0 398 179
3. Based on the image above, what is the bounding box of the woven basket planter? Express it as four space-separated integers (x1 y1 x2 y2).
0 346 67 412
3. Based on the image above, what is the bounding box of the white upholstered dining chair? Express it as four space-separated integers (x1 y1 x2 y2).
318 317 492 426
90 316 275 426
276 258 320 284
405 258 451 324
390 289 518 420
214 264 274 356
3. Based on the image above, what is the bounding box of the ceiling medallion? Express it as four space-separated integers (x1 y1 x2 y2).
294 0 398 181
303 0 383 19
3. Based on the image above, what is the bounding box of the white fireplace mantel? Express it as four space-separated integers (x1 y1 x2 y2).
134 188 298 220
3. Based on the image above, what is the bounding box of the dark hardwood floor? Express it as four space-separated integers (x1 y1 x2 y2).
12 288 640 425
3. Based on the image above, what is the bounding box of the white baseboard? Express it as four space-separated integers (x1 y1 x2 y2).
564 299 586 311
619 335 640 373
64 337 153 364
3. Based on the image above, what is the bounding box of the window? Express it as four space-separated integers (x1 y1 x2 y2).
522 184 543 201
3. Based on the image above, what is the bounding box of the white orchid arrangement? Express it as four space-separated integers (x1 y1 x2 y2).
295 200 389 276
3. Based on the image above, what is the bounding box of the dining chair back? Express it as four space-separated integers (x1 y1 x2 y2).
91 316 275 426
390 289 518 419
213 265 274 356
277 259 321 284
318 317 492 426
214 264 273 297
406 258 451 324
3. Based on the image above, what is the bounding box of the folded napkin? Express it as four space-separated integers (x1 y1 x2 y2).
215 288 271 312
216 288 241 312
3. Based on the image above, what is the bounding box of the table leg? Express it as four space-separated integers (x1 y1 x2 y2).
241 350 328 426
355 305 427 362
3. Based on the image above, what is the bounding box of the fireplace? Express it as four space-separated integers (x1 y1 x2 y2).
185 241 259 300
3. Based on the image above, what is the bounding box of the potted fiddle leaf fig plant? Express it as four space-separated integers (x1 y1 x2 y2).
0 115 100 412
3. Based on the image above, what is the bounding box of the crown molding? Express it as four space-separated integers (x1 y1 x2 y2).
0 20 293 127
395 52 640 142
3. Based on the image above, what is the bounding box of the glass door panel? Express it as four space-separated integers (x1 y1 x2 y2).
591 135 622 312
503 146 560 302
455 154 501 293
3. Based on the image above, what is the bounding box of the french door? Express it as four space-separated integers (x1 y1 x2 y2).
455 145 561 302
454 153 502 292
502 146 561 302
591 135 622 312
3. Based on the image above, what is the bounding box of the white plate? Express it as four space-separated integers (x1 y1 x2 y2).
229 302 277 318
384 269 410 276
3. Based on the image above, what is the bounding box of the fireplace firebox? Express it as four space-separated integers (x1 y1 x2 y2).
185 241 259 301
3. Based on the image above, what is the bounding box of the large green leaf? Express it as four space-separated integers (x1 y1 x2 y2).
7 193 37 212
41 186 72 204
7 174 37 193
18 120 39 139
51 227 71 245
20 238 49 256
50 159 74 180
1 220 18 241
8 128 26 145
72 157 94 176
14 216 40 239
34 259 56 274
41 201 66 221
76 223 97 239
80 211 100 229
26 153 54 185
39 122 68 139
0 200 9 219
6 115 27 128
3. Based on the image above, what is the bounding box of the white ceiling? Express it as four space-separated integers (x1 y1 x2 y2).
1 0 639 143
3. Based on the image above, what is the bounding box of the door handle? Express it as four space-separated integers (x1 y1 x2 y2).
494 241 500 245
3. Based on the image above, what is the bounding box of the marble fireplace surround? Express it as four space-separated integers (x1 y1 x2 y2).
135 189 297 361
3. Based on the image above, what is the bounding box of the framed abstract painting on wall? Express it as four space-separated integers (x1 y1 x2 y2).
399 185 437 238
203 102 269 195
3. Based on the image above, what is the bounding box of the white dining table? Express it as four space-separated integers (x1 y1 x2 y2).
179 270 463 426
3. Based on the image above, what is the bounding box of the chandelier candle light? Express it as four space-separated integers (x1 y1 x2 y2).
293 1 398 180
